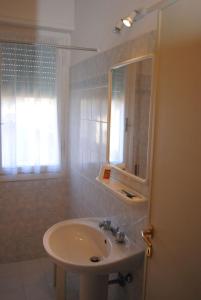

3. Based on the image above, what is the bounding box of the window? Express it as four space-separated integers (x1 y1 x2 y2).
0 42 61 176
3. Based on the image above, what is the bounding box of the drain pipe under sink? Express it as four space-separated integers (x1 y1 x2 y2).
108 272 133 287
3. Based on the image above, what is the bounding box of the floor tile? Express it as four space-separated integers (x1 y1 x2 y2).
0 288 26 300
21 258 46 286
0 258 82 300
39 257 55 286
0 262 23 292
0 261 23 276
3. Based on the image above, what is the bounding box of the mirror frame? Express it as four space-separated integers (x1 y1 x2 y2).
107 54 156 186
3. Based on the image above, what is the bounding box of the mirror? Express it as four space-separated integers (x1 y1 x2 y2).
108 56 153 180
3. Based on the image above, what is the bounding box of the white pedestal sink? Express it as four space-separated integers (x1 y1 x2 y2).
43 218 144 300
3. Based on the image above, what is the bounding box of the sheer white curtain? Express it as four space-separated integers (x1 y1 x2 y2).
0 43 61 175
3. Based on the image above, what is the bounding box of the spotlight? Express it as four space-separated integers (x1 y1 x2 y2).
122 10 138 28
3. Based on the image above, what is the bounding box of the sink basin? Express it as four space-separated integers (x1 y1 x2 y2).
44 221 110 268
43 218 143 274
43 218 144 300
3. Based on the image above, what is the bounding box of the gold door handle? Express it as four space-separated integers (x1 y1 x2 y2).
141 225 154 257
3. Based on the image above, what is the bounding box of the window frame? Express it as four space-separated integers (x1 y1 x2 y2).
0 40 67 182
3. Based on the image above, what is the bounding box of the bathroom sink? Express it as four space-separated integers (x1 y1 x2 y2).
43 218 143 274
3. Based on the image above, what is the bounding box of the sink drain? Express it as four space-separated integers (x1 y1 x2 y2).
90 256 101 263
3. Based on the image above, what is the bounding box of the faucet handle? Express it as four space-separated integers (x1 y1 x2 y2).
99 219 111 230
110 226 119 236
115 231 126 243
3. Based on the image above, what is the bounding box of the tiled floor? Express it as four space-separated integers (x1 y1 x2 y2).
0 258 79 300
0 258 141 300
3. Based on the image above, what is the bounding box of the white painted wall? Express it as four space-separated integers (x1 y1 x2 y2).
0 0 74 31
71 0 162 64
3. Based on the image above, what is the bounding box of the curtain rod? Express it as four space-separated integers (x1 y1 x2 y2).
0 39 98 52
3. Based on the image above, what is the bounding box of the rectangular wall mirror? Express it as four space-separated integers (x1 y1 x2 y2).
108 55 153 181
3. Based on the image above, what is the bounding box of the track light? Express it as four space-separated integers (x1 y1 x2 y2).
122 10 138 28
113 10 141 33
114 1 172 34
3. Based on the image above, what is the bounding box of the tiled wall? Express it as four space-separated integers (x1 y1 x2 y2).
69 31 156 236
0 178 70 263
68 31 156 299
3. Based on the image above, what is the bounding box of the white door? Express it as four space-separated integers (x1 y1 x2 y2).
144 0 201 299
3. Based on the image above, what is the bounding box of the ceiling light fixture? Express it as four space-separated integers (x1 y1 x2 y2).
113 1 178 34
122 10 138 28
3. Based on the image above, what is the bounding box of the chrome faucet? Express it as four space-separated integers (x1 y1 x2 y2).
115 231 126 243
99 220 126 243
110 225 120 236
99 220 112 230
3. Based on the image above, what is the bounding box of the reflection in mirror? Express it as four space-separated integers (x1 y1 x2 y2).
109 57 153 180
